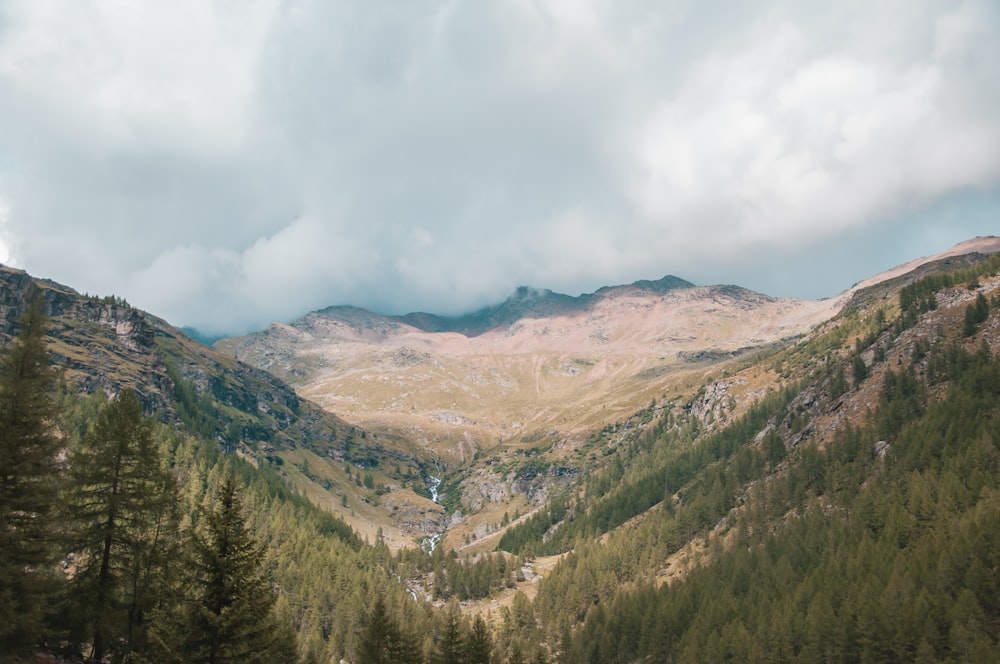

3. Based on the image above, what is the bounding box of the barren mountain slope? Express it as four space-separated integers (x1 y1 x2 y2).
209 239 1000 552
218 238 1000 465
218 281 838 461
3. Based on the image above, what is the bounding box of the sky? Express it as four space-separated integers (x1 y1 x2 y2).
0 0 998 336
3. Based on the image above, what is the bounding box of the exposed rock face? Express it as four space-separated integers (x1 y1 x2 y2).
0 268 172 408
461 472 512 513
381 493 446 536
0 265 362 458
459 462 580 514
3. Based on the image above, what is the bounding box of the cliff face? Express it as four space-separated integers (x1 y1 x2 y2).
0 265 361 457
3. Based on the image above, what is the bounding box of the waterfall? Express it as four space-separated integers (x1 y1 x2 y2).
421 459 444 553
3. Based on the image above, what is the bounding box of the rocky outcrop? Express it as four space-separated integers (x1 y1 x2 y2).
0 265 365 460
381 493 446 536
459 462 580 513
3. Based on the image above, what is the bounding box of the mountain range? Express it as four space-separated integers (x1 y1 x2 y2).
3 235 1000 661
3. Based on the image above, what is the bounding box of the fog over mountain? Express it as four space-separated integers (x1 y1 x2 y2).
1 0 999 335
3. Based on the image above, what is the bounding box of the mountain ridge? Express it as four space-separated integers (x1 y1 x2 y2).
217 242 1000 462
213 237 1000 551
310 274 697 338
5 239 1000 662
214 278 830 453
5 236 1000 554
0 264 443 533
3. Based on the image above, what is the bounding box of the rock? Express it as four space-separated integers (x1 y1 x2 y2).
874 440 889 459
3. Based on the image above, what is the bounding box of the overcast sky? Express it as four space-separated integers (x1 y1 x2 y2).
1 0 998 335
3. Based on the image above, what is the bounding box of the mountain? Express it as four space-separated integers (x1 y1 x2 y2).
0 265 357 452
5 238 1000 662
521 244 1000 662
395 275 696 336
216 276 833 456
217 237 1000 554
0 266 445 663
0 264 442 547
216 237 1000 661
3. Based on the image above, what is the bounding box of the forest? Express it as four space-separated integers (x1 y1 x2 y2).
550 340 1000 662
0 290 521 663
530 266 1000 662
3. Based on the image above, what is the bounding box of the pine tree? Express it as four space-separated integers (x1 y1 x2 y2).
358 596 396 664
852 351 868 387
432 600 466 664
0 288 62 655
65 389 180 661
467 614 493 664
148 473 296 664
358 595 421 664
963 293 990 336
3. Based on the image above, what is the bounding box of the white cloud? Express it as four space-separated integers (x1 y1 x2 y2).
0 0 275 150
0 0 998 332
628 3 1000 257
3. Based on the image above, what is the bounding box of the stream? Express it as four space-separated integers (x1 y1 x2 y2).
420 461 444 553
428 472 441 503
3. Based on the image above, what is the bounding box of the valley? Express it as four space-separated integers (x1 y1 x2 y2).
216 279 840 550
5 4 999 661
215 236 1000 552
3 236 1000 662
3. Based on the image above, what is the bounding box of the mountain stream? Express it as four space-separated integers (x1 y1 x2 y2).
421 460 444 553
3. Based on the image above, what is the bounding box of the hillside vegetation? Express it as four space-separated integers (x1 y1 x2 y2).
510 255 1000 662
3 243 1000 662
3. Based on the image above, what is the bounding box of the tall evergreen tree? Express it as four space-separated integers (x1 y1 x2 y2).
431 600 466 664
65 388 179 662
358 595 421 664
467 614 493 664
0 288 62 655
358 596 396 664
148 473 296 664
852 351 868 387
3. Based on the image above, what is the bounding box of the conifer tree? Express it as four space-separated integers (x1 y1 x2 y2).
852 351 868 386
65 388 180 662
467 614 493 664
149 473 296 664
432 600 466 664
963 292 990 336
358 595 421 664
0 289 62 655
358 596 395 664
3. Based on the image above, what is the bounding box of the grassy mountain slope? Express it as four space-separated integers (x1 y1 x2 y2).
217 278 829 461
499 252 1000 662
216 275 840 552
216 240 1000 555
0 265 440 548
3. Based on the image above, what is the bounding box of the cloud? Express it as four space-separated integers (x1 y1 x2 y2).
0 195 10 264
628 2 1000 252
0 0 998 333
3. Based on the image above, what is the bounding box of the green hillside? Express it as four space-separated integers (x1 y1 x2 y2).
3 252 999 663
516 256 1000 662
